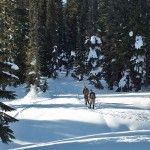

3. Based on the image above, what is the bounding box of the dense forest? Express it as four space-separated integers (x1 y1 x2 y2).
0 0 150 143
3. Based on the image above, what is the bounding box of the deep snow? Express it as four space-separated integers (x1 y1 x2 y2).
0 76 150 150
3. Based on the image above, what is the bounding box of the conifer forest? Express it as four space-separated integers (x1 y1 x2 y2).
0 0 150 144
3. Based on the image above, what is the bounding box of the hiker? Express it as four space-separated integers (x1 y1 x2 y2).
88 89 96 109
83 86 89 105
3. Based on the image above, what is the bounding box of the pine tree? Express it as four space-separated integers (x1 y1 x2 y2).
72 0 89 80
12 0 29 84
127 0 149 91
45 0 65 78
27 0 65 90
64 0 78 55
27 0 47 88
0 0 29 85
144 0 150 86
101 0 149 91
87 0 99 35
103 0 128 90
0 51 18 143
0 1 18 141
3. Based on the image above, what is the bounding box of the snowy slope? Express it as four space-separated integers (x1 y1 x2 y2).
1 76 150 150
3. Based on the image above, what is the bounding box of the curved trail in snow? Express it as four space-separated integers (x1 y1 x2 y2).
9 130 150 150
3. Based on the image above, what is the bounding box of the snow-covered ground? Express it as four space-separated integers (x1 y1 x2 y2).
1 76 150 150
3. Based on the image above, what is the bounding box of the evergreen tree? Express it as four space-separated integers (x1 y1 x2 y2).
71 0 89 80
0 0 29 85
87 0 99 35
12 0 29 84
0 51 18 143
128 0 149 91
103 0 129 90
144 0 150 86
45 0 65 78
0 101 17 143
64 0 78 55
26 0 39 87
102 0 150 91
0 1 18 142
27 0 65 90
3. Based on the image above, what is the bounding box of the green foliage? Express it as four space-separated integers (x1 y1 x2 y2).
0 60 18 143
0 124 15 143
0 63 18 143
1 0 150 94
0 110 18 143
101 0 149 91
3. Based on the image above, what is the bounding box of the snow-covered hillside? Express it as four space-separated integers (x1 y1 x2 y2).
1 76 150 150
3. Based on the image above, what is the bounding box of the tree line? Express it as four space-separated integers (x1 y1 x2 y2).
0 0 150 143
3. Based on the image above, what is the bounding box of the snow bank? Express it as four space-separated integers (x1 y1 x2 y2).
134 98 150 110
129 31 133 37
71 51 76 56
1 76 150 150
87 47 98 61
91 36 102 44
4 62 19 70
118 71 131 88
135 36 143 49
25 85 38 100
30 59 36 66
2 71 19 79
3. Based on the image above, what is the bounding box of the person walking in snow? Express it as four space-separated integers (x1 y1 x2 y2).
83 86 89 105
88 89 96 109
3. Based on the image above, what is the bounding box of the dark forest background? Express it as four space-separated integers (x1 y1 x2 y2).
0 0 150 143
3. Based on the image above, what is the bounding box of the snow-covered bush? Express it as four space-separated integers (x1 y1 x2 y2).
117 70 132 92
85 35 104 89
116 35 145 92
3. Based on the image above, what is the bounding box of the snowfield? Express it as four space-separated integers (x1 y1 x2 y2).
1 76 150 150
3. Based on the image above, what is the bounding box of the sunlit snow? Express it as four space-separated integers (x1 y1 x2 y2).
1 76 150 150
135 36 143 49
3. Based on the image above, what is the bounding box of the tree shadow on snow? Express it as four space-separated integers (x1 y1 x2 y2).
0 119 110 150
13 103 84 109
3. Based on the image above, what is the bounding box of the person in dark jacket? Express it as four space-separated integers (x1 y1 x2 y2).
83 86 89 105
88 89 96 109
